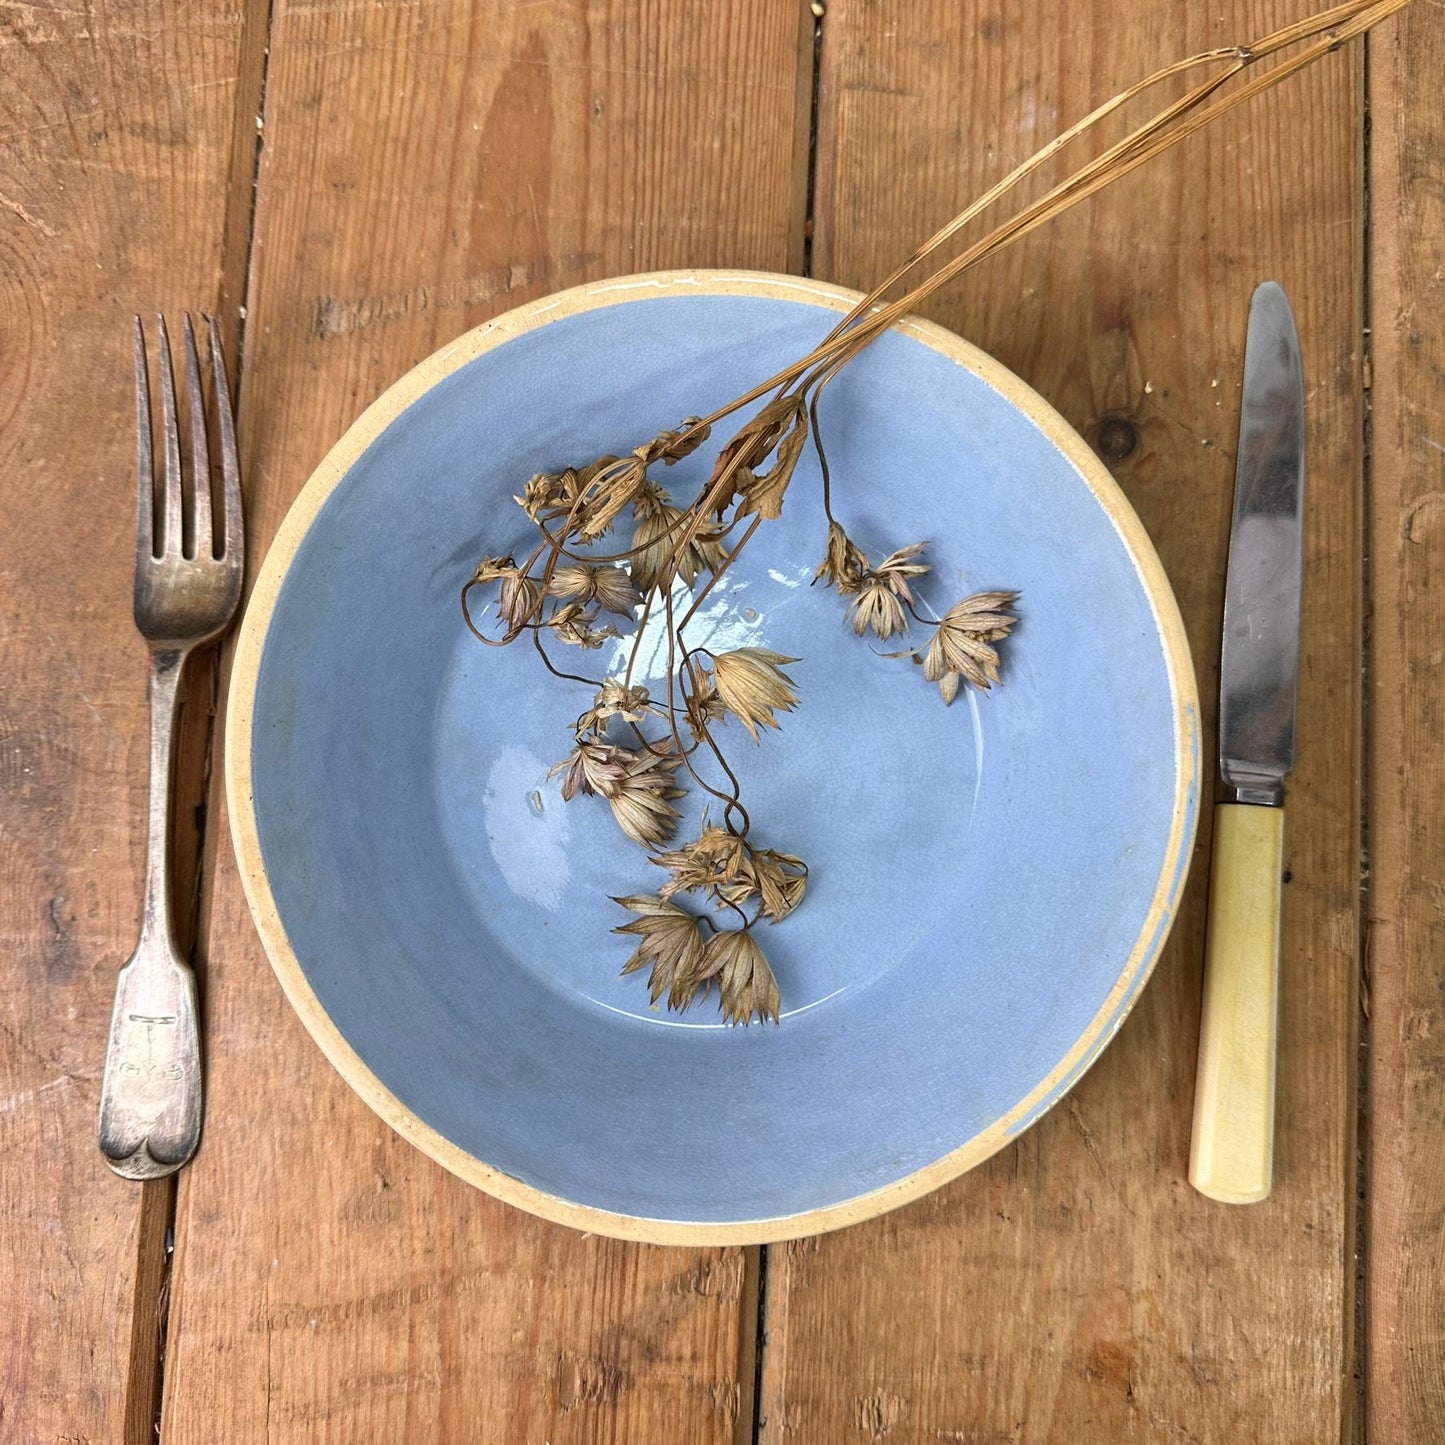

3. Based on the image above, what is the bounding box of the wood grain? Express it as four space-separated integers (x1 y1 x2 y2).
0 2 260 1439
1366 3 1445 1440
161 1 808 1438
764 2 1364 1441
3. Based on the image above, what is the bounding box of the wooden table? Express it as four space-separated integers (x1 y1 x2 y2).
3 1 1441 1439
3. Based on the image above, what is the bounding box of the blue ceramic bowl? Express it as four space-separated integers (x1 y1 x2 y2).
227 272 1200 1242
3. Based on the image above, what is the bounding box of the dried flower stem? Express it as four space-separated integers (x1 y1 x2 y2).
630 0 1409 461
465 0 1407 1023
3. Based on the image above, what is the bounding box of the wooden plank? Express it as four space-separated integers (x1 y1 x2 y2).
1366 4 1445 1440
763 3 1364 1441
0 2 262 1440
161 0 808 1438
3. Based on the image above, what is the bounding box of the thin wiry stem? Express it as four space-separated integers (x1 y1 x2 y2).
808 390 835 524
656 587 746 820
529 630 603 688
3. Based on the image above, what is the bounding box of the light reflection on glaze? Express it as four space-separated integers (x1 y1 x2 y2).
586 984 851 1030
482 744 571 909
604 577 766 682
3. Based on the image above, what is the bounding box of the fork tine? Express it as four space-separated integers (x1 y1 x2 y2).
182 314 211 560
134 317 154 561
208 316 243 565
156 316 183 556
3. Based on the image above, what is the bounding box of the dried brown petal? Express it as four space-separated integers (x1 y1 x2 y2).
846 579 908 640
574 458 648 541
739 412 808 521
575 455 621 490
873 541 931 604
691 523 729 578
937 670 961 706
638 417 711 467
548 740 634 801
711 648 800 742
815 521 868 596
704 394 803 516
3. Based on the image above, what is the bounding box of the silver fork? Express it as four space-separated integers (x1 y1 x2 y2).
98 315 244 1181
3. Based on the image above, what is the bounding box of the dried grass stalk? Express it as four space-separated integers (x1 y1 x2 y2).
464 0 1409 1023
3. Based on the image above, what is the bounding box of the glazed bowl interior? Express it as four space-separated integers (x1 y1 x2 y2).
229 272 1199 1241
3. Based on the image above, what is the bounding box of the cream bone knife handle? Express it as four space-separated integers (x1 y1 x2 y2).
1188 802 1284 1203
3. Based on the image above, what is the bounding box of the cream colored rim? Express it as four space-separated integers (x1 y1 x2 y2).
226 270 1201 1245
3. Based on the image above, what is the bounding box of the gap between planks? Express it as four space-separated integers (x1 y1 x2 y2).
125 1 277 1441
750 7 826 1442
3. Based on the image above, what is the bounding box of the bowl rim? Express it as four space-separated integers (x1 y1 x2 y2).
226 268 1201 1244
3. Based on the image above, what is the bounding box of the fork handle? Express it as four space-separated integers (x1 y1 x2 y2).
98 646 204 1179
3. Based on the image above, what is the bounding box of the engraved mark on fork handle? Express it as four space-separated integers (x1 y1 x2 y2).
99 960 203 1179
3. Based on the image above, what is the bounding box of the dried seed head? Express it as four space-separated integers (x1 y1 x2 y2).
833 539 930 639
548 601 620 650
630 478 673 520
548 562 641 617
735 847 808 923
630 506 684 595
652 825 809 925
682 657 727 744
700 929 780 1025
472 554 519 586
613 895 710 1010
630 506 729 597
499 574 541 633
652 826 750 902
514 475 564 523
847 579 909 639
922 591 1019 697
606 745 685 848
711 648 800 741
577 679 654 733
470 556 542 638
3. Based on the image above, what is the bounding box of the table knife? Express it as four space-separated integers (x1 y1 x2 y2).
1188 281 1305 1204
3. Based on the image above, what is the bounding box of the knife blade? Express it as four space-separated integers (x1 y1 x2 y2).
1188 280 1305 1205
